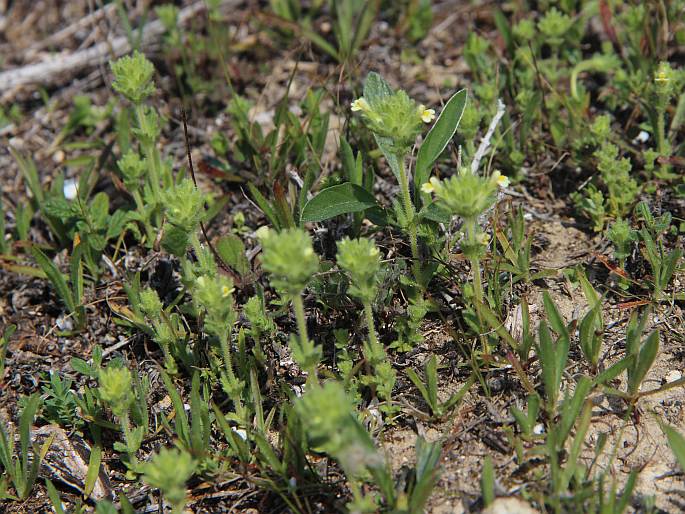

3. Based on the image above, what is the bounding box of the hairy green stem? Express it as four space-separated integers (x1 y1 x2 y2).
292 294 309 346
363 301 379 349
465 218 484 305
134 104 162 200
397 155 420 281
465 217 488 354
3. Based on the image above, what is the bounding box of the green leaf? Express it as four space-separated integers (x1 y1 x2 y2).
593 355 634 386
247 183 280 230
414 89 468 196
363 72 393 110
425 355 439 410
301 183 377 223
406 368 432 411
83 445 102 498
90 192 110 228
375 134 403 182
631 331 659 395
161 225 190 257
45 480 65 514
543 291 569 342
32 247 76 314
480 456 495 507
216 234 250 277
419 202 452 224
662 423 685 471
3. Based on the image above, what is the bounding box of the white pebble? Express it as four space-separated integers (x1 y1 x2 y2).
665 370 682 383
63 178 78 200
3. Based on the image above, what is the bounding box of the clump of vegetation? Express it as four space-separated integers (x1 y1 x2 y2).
1 1 684 513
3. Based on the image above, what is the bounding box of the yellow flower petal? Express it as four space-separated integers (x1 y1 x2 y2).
421 182 435 193
421 108 436 123
351 97 370 112
655 71 669 83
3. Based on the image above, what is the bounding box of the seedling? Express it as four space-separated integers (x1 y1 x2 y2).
635 202 682 301
32 246 86 330
141 447 196 514
0 324 15 381
0 395 51 500
97 364 149 473
405 355 474 420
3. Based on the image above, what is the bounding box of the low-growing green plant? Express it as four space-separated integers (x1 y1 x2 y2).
406 355 474 420
97 364 149 474
426 170 508 305
624 310 660 400
573 142 639 232
31 246 86 330
161 372 213 469
336 236 396 410
258 226 321 375
141 447 196 514
40 371 84 428
294 380 441 513
495 206 553 285
635 202 682 301
110 51 177 246
0 395 50 500
0 324 15 382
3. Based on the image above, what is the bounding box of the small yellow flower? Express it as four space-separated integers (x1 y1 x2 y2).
419 105 436 123
477 233 490 245
655 70 669 84
350 97 370 112
421 177 441 194
492 171 510 188
221 285 234 298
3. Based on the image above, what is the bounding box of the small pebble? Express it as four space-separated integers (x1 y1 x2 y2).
63 178 78 200
634 130 650 143
665 370 682 383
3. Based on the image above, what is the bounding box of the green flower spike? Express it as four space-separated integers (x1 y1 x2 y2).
336 237 381 304
257 227 319 297
110 50 156 104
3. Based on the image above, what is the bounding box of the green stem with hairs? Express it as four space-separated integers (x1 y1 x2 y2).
397 154 420 283
292 294 309 348
363 301 379 350
134 104 162 200
465 217 488 354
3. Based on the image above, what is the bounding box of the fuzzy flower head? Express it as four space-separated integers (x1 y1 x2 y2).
110 50 156 104
353 73 435 154
142 448 195 511
336 237 382 303
654 61 677 100
258 227 319 296
428 170 499 219
193 274 236 337
98 366 133 418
